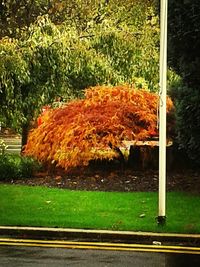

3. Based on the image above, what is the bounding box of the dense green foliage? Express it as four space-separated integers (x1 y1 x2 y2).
168 0 200 166
0 154 41 180
0 0 51 38
0 16 70 145
168 0 200 88
0 0 156 38
172 84 200 166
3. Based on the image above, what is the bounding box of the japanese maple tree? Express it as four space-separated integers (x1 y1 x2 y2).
24 85 174 170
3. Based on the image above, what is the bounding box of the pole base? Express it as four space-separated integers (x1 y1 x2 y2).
157 216 166 226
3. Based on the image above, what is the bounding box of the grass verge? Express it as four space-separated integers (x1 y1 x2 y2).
0 184 200 233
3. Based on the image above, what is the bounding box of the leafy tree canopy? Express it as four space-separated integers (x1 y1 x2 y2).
168 0 200 166
168 0 200 88
0 16 70 144
0 0 52 38
0 0 156 37
0 3 161 134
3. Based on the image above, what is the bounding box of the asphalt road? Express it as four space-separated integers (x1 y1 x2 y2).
0 245 200 267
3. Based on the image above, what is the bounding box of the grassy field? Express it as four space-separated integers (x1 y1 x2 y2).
0 184 200 233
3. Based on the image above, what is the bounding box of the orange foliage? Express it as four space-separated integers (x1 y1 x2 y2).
24 85 174 170
37 106 51 126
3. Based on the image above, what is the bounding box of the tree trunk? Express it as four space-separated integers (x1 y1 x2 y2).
108 142 126 170
21 124 29 153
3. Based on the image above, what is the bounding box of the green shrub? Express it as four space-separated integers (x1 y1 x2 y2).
20 156 42 178
168 0 200 90
173 85 200 167
0 154 42 180
0 155 18 179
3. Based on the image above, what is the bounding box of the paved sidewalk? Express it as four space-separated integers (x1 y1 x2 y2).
0 135 21 154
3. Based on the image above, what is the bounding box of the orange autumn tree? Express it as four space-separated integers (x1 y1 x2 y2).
24 85 174 170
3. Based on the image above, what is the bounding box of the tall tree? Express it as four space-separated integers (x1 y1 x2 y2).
168 0 200 88
168 0 200 166
0 0 157 38
0 0 52 38
0 16 69 146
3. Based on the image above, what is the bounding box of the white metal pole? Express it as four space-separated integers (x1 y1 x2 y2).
158 0 168 224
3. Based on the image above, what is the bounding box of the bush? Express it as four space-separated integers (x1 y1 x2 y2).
168 0 200 90
25 85 174 171
0 154 42 180
174 86 200 167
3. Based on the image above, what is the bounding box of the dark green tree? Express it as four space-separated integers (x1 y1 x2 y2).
0 16 69 147
168 0 200 166
168 0 200 88
0 0 53 38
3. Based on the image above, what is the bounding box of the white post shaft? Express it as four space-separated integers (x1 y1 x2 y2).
159 0 168 218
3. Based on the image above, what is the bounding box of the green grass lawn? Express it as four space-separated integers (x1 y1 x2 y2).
0 184 200 234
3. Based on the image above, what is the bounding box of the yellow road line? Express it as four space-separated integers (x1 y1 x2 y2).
1 237 200 251
0 238 200 255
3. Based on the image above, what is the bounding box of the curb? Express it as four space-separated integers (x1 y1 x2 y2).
0 226 200 247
